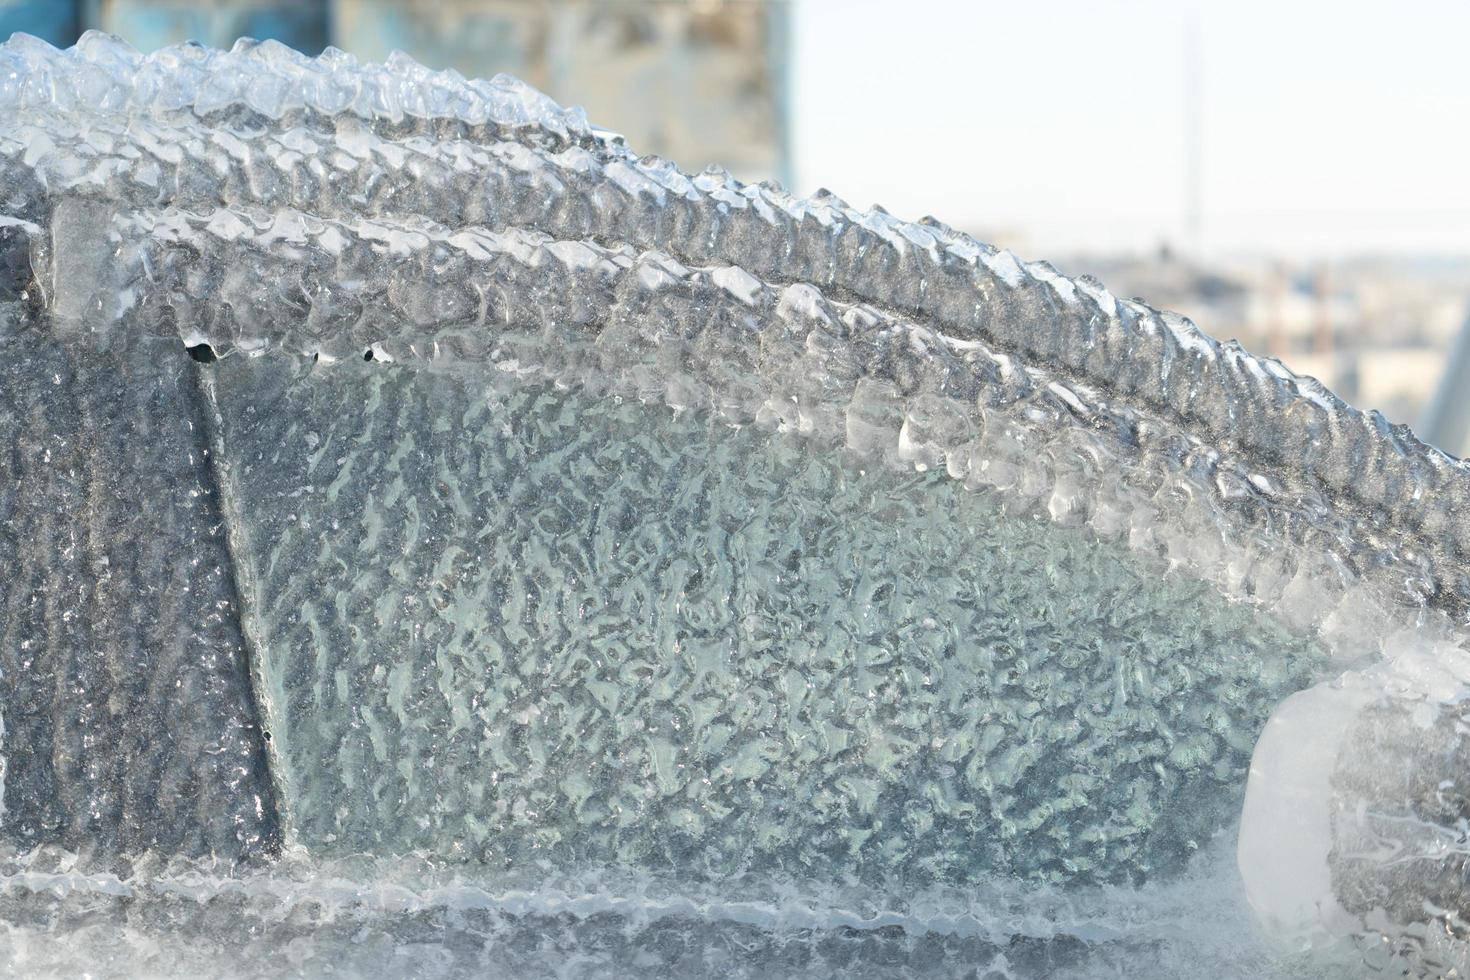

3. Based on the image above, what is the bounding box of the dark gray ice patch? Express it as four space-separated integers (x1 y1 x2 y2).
0 312 279 858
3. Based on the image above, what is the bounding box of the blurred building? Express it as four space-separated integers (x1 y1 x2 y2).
335 1 789 185
1 0 791 184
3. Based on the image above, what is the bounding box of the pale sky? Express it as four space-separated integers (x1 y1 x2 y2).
792 0 1470 259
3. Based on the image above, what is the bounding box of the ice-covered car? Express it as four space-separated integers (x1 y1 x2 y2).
0 32 1465 979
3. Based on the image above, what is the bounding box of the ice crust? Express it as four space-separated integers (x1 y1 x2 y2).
209 357 1322 887
0 30 1467 978
4 33 1468 607
0 327 277 857
0 840 1349 980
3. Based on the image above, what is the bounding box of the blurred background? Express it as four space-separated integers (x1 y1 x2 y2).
4 0 1468 453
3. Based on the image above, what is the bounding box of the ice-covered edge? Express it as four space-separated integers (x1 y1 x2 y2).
2 32 1464 608
0 31 589 139
49 202 1447 663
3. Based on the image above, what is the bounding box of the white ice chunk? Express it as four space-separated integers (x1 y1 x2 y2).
1237 674 1373 949
1240 643 1470 954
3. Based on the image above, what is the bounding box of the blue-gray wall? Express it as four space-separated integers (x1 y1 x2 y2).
3 1 325 50
1 0 81 46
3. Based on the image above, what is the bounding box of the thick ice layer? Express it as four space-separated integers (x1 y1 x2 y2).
0 841 1345 980
4 32 1467 604
34 203 1440 634
0 320 277 858
1 30 1468 978
207 357 1322 885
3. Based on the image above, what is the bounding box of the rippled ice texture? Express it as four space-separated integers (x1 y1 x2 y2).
210 359 1322 886
2 29 1469 979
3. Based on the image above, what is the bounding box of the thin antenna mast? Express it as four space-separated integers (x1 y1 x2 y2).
1184 5 1203 257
